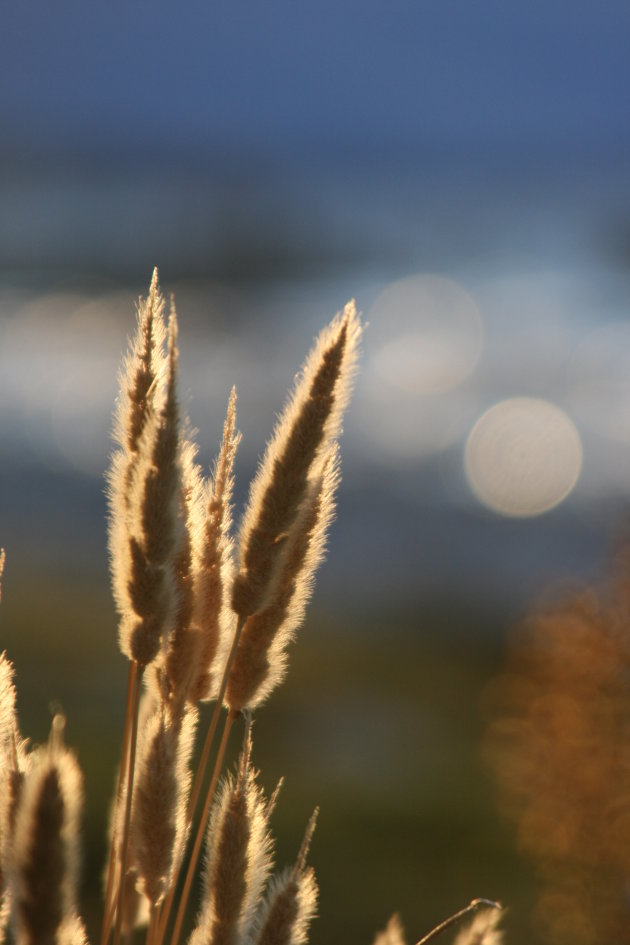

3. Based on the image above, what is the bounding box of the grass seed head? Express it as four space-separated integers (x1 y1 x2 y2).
108 271 167 638
191 727 274 945
114 300 190 667
10 730 83 945
190 387 240 704
252 809 318 945
231 301 361 620
130 706 196 907
227 448 340 712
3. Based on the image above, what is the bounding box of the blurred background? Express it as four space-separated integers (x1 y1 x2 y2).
1 2 630 943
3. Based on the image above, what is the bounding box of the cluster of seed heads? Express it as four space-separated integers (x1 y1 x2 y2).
0 273 502 945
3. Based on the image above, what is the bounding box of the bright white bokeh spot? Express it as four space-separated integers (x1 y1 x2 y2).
0 289 129 473
370 274 483 395
465 397 583 517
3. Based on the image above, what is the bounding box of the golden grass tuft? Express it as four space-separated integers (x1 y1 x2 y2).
0 272 504 945
226 447 340 713
190 726 274 945
9 721 83 945
188 387 240 706
231 301 361 621
130 707 196 908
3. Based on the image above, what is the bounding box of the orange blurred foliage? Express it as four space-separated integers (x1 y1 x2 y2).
484 577 630 944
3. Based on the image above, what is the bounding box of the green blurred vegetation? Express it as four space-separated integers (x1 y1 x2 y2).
0 568 537 944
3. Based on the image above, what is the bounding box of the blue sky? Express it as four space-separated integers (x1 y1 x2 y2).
2 1 629 166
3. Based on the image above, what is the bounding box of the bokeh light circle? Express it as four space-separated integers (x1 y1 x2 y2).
465 397 583 517
370 274 483 395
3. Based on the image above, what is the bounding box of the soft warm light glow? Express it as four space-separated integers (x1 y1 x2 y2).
465 397 583 517
370 274 483 395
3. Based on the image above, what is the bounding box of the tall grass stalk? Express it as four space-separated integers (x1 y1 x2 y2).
0 272 502 945
167 709 236 945
112 664 144 945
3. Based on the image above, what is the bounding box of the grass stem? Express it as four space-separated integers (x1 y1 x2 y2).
155 616 246 945
168 708 237 945
101 660 138 945
414 899 502 945
112 662 144 945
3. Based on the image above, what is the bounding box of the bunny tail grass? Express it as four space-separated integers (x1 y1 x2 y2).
130 707 196 908
123 308 185 667
231 301 361 620
0 652 17 755
189 387 240 705
189 724 274 945
3 279 388 945
227 447 340 712
159 438 204 719
251 812 319 945
9 720 83 945
108 270 167 660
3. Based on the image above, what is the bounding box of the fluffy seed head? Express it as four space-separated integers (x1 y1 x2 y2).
57 914 90 945
129 311 183 568
227 449 339 712
189 388 240 704
118 267 167 457
130 706 196 906
159 438 205 716
232 301 361 620
191 728 274 945
118 305 188 666
108 271 167 628
253 868 318 945
10 730 83 945
252 810 318 945
0 652 17 754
